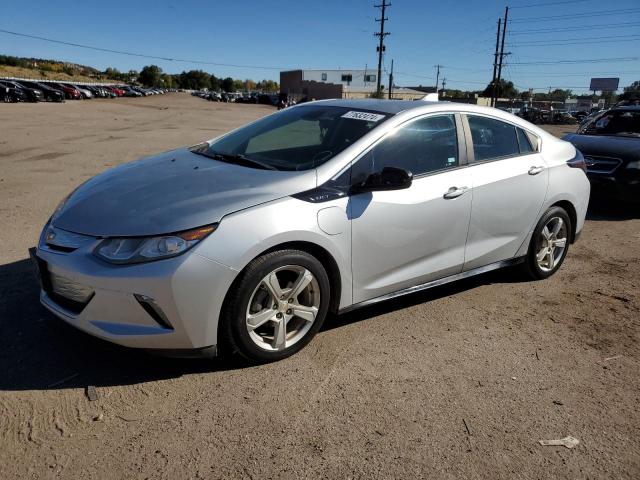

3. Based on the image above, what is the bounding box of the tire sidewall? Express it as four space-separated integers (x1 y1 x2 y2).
528 206 572 279
227 250 331 363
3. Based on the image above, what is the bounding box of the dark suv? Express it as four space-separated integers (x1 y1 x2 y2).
563 106 640 202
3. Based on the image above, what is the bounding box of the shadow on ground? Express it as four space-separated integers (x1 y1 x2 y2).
1 196 632 392
0 256 522 392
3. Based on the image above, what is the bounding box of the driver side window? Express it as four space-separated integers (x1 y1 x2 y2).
353 114 459 182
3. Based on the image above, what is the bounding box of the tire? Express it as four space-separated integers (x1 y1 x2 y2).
220 249 331 363
522 206 572 280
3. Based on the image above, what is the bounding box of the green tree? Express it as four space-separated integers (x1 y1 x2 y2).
619 80 640 102
232 79 245 91
210 75 221 91
482 79 518 99
256 79 279 92
178 70 211 90
139 65 162 87
221 77 234 92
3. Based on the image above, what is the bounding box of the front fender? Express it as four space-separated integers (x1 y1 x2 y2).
194 196 352 309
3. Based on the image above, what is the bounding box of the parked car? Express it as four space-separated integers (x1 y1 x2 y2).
1 82 27 102
564 105 640 202
50 83 81 100
120 86 143 97
572 110 589 122
105 86 125 97
18 81 65 102
68 84 93 99
0 80 43 102
31 100 589 363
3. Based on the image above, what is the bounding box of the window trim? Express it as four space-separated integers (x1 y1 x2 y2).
461 113 541 165
349 112 469 181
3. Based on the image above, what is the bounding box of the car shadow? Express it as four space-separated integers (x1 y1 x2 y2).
0 256 527 392
0 257 248 392
322 266 523 332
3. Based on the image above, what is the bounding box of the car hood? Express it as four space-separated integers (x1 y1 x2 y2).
52 147 317 237
563 133 640 161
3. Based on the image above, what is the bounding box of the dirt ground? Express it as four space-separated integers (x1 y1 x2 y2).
0 94 638 479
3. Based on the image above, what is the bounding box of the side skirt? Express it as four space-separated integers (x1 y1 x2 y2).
339 257 525 314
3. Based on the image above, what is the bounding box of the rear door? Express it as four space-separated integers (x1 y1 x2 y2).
350 113 473 303
462 114 548 270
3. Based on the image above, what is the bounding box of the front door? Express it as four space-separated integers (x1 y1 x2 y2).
350 114 473 304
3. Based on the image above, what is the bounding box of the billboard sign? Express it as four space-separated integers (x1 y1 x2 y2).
589 78 619 92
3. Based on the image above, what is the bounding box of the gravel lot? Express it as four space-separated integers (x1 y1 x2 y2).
0 94 638 479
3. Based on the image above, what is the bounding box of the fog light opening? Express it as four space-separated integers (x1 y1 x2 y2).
134 294 174 330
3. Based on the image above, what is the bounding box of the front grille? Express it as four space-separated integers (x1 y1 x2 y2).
49 272 94 304
584 155 623 175
37 260 93 315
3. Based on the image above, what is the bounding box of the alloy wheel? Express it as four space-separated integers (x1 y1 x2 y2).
536 217 568 272
245 265 321 352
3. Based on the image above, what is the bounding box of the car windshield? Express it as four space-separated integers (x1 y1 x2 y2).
193 105 390 171
585 110 640 137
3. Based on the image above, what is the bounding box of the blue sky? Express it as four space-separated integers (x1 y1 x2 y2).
2 0 639 93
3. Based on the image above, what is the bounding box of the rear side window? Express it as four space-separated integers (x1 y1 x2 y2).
517 128 534 154
356 114 458 177
468 115 520 161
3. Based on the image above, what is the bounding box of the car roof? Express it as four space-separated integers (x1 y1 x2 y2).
311 98 438 114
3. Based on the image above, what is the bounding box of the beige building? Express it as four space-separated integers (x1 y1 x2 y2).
280 69 426 101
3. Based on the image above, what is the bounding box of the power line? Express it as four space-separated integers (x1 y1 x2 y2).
510 0 592 8
511 33 640 42
507 57 639 65
509 20 640 35
509 7 640 23
0 28 288 70
503 70 640 76
511 37 640 47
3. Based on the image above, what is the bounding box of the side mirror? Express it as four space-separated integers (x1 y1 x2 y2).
352 166 413 193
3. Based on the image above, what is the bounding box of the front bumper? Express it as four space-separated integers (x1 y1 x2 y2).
30 231 237 352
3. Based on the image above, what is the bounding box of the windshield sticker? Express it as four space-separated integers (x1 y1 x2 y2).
341 111 386 122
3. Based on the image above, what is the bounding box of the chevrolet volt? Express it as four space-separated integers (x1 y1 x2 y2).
31 100 590 362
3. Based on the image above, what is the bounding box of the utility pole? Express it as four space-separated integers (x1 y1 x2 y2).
374 1 391 97
435 64 442 93
388 59 394 99
491 18 502 107
495 6 509 107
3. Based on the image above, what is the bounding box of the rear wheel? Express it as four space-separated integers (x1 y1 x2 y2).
220 249 330 363
522 206 572 280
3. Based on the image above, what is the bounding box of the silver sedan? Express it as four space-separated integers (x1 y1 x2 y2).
32 99 590 362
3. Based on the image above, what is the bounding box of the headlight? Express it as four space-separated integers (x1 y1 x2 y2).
94 224 217 264
626 160 640 170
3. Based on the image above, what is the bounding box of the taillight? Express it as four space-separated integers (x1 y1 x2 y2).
567 150 587 173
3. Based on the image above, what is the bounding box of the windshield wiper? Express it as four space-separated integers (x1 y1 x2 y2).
192 149 278 171
613 132 640 138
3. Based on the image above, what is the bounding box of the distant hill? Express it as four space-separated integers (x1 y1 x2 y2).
0 55 120 83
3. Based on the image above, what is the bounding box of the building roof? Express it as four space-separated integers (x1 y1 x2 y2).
312 98 434 114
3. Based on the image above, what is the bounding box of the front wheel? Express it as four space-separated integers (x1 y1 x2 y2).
522 206 572 280
220 249 331 363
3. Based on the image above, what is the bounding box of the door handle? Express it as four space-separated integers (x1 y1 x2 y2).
443 186 468 199
528 166 545 175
